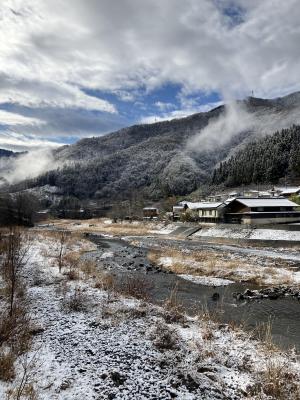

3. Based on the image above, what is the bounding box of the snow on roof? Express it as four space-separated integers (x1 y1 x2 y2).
224 197 236 204
179 201 224 210
233 198 298 207
143 207 158 210
280 188 300 195
275 186 300 192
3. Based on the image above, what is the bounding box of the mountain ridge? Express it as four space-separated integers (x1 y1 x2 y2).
7 91 300 203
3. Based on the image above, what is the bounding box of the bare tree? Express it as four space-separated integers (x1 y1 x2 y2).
5 349 41 400
0 228 32 383
56 230 68 273
2 228 30 317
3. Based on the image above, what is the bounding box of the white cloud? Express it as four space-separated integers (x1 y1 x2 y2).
0 110 44 126
0 130 63 152
2 0 300 99
141 102 223 124
154 101 176 112
1 0 300 148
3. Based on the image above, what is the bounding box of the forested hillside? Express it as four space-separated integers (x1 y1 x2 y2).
8 92 300 203
12 106 227 201
212 125 300 186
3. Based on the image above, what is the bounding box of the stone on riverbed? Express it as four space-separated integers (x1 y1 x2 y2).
234 285 300 301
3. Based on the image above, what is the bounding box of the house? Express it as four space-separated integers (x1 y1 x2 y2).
258 191 272 198
143 207 159 219
172 205 186 220
228 191 239 198
207 194 223 202
179 201 225 223
225 197 300 225
197 202 226 222
277 187 300 198
243 190 260 197
34 209 50 222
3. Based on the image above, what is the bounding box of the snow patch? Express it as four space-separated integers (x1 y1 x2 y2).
195 226 300 241
179 274 234 286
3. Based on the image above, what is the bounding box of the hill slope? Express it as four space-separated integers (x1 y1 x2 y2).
212 124 300 187
12 91 300 202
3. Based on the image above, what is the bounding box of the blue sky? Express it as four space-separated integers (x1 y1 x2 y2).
84 84 222 128
0 0 300 151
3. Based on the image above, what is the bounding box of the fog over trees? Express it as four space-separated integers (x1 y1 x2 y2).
212 125 300 187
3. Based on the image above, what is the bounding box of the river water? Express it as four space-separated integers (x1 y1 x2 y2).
85 235 300 352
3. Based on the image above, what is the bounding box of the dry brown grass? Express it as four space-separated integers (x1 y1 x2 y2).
62 252 80 280
163 283 185 324
0 305 32 384
80 259 97 279
148 248 225 279
41 218 152 236
251 320 277 352
115 275 152 300
94 271 116 292
148 246 297 286
251 359 300 399
63 287 89 312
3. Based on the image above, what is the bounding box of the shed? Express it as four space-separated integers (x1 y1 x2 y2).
143 207 159 219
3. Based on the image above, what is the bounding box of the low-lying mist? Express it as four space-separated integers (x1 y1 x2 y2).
186 99 300 153
0 149 58 185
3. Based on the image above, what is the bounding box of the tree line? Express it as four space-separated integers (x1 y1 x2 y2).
211 125 300 187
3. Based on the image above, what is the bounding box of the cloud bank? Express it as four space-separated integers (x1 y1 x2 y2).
1 0 300 149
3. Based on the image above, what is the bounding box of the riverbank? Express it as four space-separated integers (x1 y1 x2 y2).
1 232 300 399
128 236 300 287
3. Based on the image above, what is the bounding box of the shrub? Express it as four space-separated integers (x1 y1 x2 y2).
80 260 97 279
63 287 88 312
151 321 179 351
250 359 300 399
0 351 16 381
0 306 32 356
116 275 152 300
163 284 185 324
94 272 115 292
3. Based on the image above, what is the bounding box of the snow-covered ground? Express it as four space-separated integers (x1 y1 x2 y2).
195 226 300 241
178 275 234 286
149 223 177 235
1 234 300 399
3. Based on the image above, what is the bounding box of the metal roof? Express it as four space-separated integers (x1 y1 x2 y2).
232 198 298 207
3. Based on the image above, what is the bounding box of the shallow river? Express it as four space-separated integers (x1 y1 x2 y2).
85 235 300 352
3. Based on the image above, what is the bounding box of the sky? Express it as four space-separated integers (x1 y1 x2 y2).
1 0 300 151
